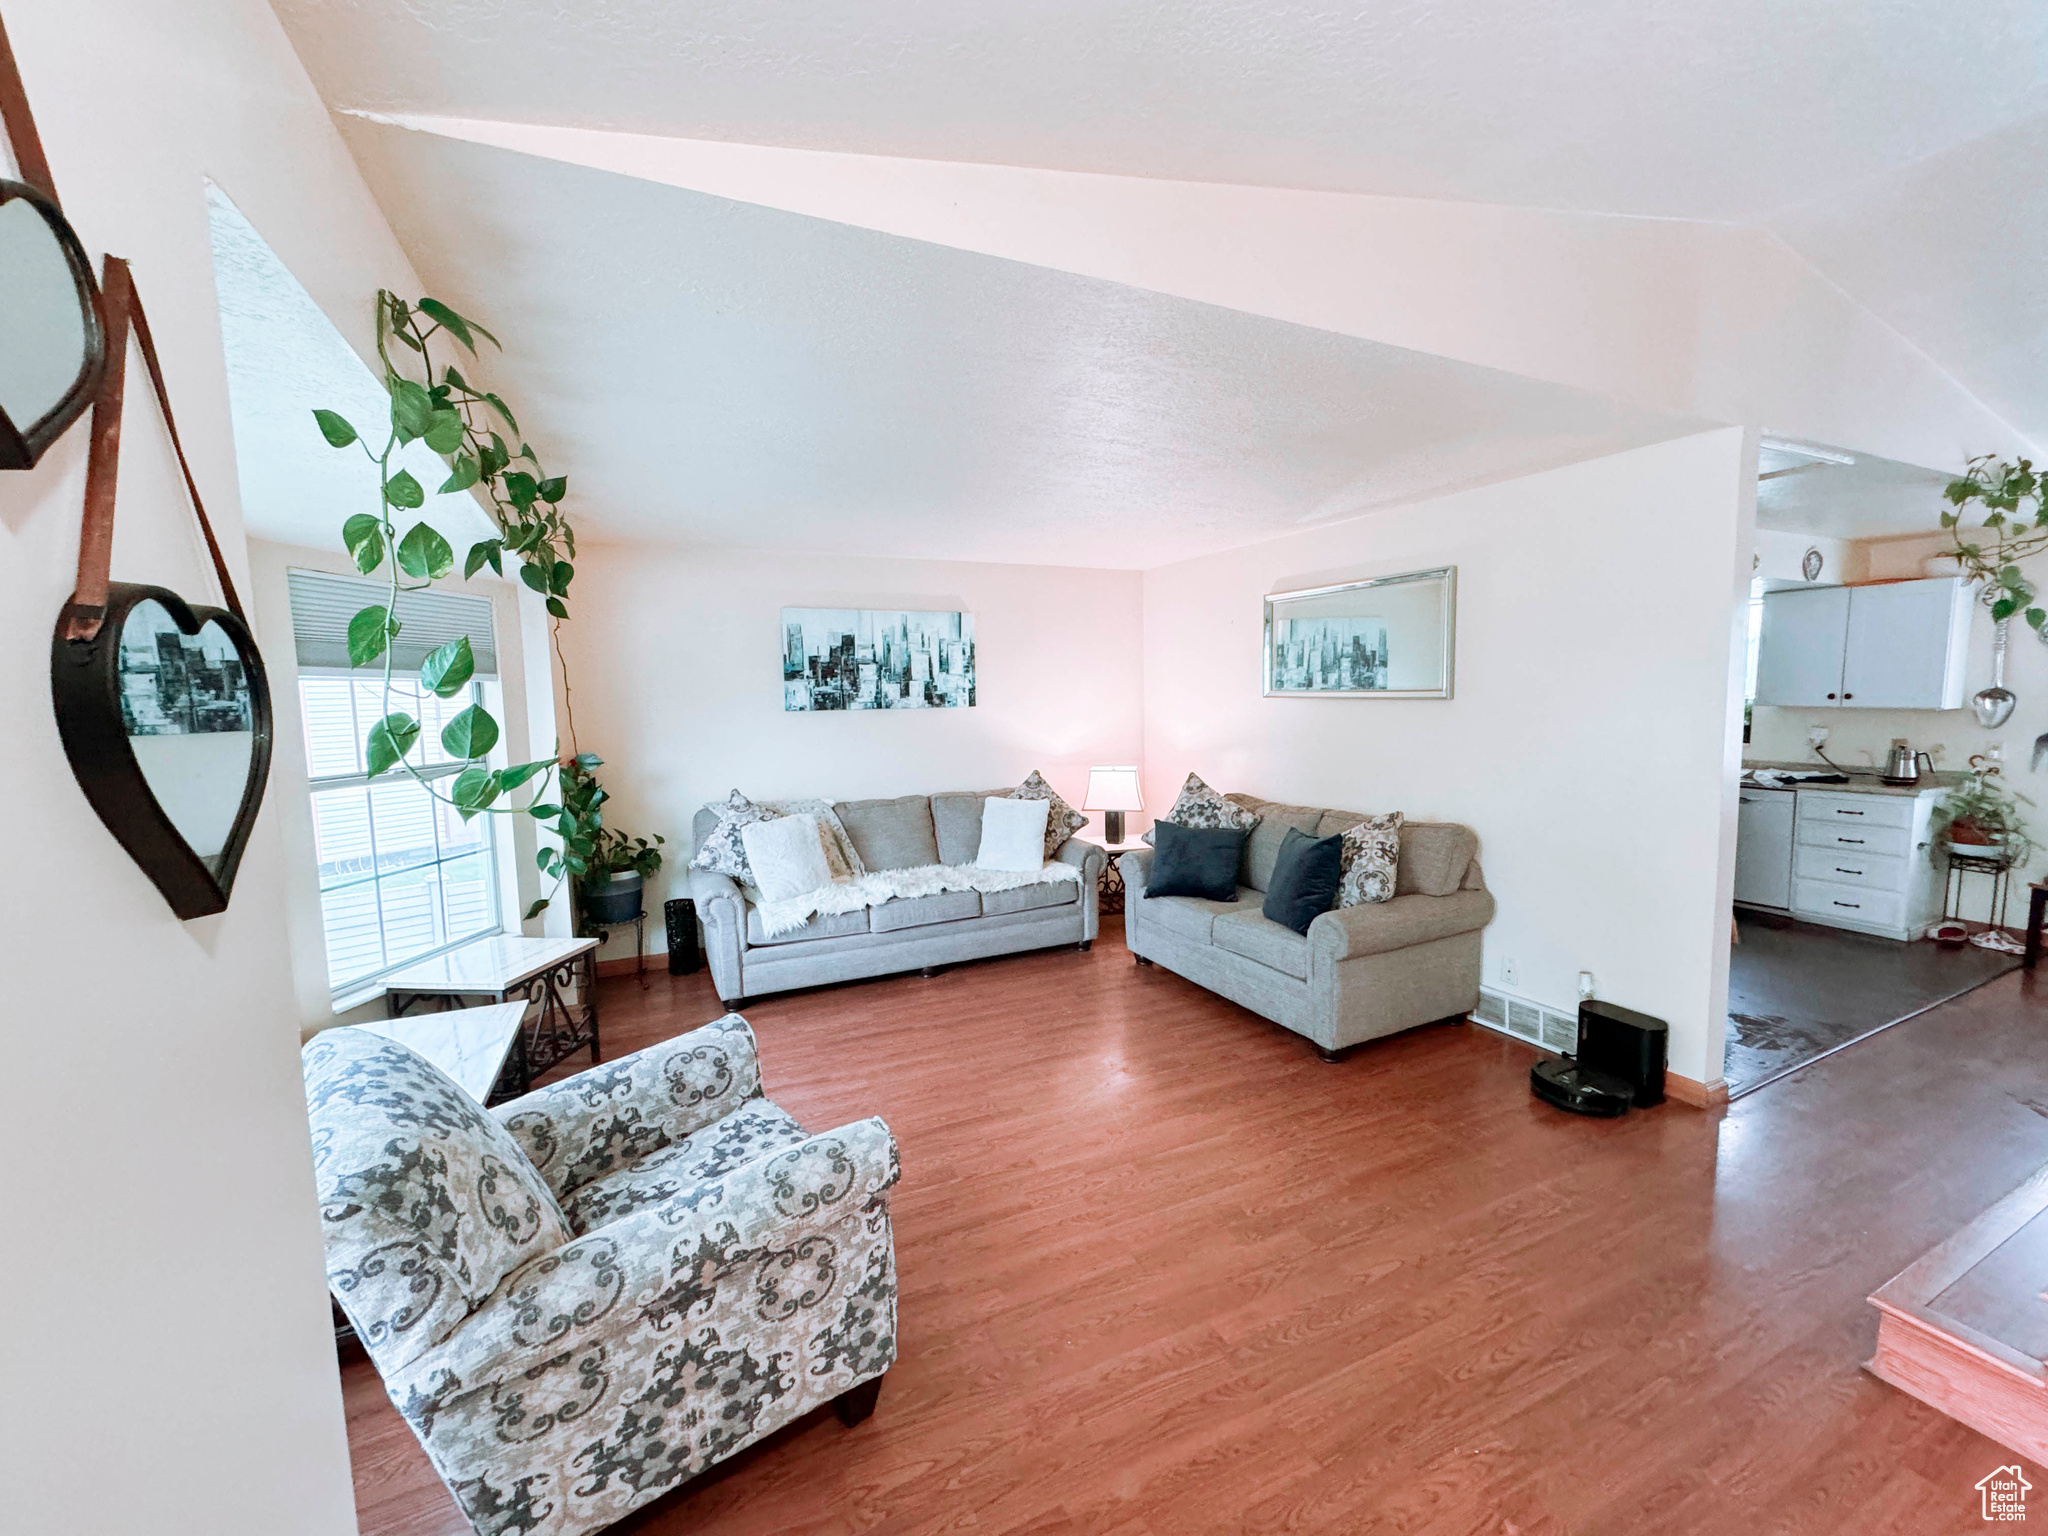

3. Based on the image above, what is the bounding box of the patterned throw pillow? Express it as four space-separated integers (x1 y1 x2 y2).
1010 770 1090 858
690 789 783 884
1162 772 1260 833
1334 812 1403 906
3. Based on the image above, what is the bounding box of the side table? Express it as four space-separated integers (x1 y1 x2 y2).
1097 839 1145 916
381 934 602 1082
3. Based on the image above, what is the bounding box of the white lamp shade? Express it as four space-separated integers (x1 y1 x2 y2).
1083 765 1144 812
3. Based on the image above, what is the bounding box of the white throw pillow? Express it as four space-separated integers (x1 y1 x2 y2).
976 795 1051 872
739 814 836 901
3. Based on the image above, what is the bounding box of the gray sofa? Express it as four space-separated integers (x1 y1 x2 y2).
1122 793 1494 1060
689 791 1106 1005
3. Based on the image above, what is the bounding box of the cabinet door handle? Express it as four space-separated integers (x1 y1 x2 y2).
1832 900 1861 909
1843 692 1854 700
1840 837 1865 844
1836 808 1866 816
1835 867 1861 875
1826 692 1837 700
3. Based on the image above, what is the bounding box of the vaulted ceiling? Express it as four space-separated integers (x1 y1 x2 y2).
262 0 2048 562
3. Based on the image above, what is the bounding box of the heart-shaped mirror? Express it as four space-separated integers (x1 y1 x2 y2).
0 178 107 470
51 582 273 918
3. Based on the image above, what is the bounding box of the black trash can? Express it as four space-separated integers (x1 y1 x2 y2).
664 897 700 975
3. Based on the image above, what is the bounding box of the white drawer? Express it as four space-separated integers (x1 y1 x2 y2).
1793 877 1907 931
1795 819 1915 859
1794 844 1910 892
1796 790 1917 831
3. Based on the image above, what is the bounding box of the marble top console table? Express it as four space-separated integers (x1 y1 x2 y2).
381 935 602 1084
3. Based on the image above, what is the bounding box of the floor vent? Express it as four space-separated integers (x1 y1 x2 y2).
1473 987 1579 1054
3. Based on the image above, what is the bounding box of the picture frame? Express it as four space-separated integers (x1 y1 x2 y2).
1263 566 1456 699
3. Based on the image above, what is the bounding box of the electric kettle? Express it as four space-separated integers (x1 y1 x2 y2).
1881 740 1934 786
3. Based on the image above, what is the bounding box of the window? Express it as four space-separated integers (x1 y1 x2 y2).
287 568 508 995
303 674 503 992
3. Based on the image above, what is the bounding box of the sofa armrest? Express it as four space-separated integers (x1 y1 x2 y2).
1055 836 1106 880
492 1013 762 1201
1117 847 1152 891
1307 889 1496 963
689 865 747 996
390 1116 901 1401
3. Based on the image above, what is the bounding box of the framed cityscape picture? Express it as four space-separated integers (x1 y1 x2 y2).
783 608 976 711
1263 566 1455 699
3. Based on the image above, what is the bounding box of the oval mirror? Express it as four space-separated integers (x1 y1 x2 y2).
0 178 106 470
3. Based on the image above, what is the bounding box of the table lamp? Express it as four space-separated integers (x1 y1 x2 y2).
1083 765 1143 845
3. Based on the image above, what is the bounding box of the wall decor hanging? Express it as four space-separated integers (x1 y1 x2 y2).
782 607 976 710
1264 566 1456 699
49 258 274 919
0 17 107 469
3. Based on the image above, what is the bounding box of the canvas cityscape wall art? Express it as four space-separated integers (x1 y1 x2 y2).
1270 617 1390 692
783 607 976 710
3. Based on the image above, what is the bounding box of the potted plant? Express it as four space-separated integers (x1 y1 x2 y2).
582 828 666 925
1934 761 2035 867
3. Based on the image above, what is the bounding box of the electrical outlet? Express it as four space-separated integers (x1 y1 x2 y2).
1500 956 1518 988
1807 726 1830 752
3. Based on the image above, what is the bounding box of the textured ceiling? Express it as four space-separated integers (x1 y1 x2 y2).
265 0 2048 557
333 120 1701 568
272 0 2048 222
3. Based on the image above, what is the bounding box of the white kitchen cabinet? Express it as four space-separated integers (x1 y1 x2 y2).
1786 785 1942 940
1755 586 1851 706
1754 576 1975 710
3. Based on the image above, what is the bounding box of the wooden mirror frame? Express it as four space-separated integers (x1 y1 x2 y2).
0 177 107 470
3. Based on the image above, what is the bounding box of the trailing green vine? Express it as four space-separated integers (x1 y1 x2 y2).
1942 455 2048 633
312 291 659 921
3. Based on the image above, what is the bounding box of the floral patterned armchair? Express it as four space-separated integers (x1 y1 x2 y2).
302 1012 899 1536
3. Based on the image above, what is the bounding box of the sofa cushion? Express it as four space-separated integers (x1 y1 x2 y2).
1142 888 1258 944
1316 811 1476 896
870 889 982 932
982 881 1078 917
1150 820 1247 901
1235 799 1326 891
747 904 870 946
1262 826 1344 935
561 1099 811 1235
977 795 1051 871
1212 908 1312 980
1163 772 1261 832
835 794 941 871
1010 769 1090 857
931 790 1002 866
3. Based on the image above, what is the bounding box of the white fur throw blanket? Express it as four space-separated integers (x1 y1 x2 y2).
751 859 1082 937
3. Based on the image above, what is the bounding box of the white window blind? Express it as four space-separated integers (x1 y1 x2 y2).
286 568 499 676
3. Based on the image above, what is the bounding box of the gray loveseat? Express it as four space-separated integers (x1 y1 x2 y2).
689 792 1106 1005
1122 793 1493 1060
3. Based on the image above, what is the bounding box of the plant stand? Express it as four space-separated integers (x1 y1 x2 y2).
1942 848 2019 951
588 910 649 987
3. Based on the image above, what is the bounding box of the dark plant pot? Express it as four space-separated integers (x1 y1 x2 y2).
583 870 644 924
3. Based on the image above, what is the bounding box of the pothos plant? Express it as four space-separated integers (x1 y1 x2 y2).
311 291 660 920
1941 455 2048 632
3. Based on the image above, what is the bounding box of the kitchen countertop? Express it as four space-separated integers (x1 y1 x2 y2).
1741 760 1962 797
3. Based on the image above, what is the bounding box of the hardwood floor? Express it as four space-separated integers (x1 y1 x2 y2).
341 919 2048 1534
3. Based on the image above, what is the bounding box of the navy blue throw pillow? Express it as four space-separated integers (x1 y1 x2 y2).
1262 825 1344 935
1147 820 1245 902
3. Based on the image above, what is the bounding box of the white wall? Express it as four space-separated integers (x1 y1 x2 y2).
556 544 1144 959
0 2 427 1531
1142 429 1754 1088
1753 527 1857 586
